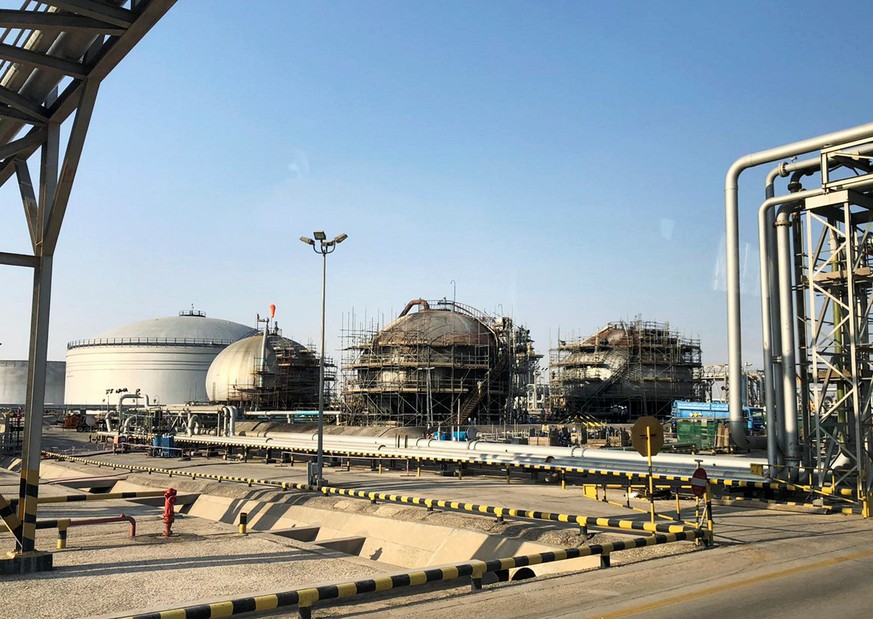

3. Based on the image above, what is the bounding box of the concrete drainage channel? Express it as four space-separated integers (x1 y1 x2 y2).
114 478 602 581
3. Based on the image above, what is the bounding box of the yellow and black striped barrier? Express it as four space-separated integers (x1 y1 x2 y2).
42 452 701 537
314 485 701 536
124 531 698 619
0 492 22 547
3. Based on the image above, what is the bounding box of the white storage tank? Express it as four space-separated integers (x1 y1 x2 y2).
65 310 256 406
206 329 321 410
0 361 66 406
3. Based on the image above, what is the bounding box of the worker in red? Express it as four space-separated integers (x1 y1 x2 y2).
163 487 177 537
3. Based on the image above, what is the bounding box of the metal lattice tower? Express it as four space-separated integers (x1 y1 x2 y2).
0 0 175 568
799 181 873 500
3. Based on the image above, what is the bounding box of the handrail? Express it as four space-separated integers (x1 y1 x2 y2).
36 513 136 549
8 489 165 510
122 531 699 619
67 336 237 349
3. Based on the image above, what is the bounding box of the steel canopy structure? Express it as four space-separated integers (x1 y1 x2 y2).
0 0 174 570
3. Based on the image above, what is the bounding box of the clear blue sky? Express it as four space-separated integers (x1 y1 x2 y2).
1 0 870 372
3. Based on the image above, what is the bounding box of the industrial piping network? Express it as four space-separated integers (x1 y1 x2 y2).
757 150 873 474
173 431 768 481
725 120 873 478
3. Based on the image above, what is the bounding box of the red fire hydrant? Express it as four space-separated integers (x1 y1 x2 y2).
163 487 177 537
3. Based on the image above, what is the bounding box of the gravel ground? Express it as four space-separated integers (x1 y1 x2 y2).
1 510 384 619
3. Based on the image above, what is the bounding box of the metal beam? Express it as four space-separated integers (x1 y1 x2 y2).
0 9 126 35
39 123 60 252
0 85 49 123
0 251 38 268
0 42 87 78
0 2 176 191
43 1 137 29
42 79 99 256
43 0 136 28
15 159 39 251
51 0 175 106
0 106 46 126
17 255 53 553
0 128 45 161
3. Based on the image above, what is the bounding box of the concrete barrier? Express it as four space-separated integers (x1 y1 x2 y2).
123 531 698 619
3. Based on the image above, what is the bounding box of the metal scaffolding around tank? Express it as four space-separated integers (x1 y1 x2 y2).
549 320 702 419
205 318 330 413
340 299 540 427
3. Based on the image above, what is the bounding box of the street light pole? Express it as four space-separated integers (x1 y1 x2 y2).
300 231 348 488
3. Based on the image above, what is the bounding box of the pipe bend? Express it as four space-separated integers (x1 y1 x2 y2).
399 299 430 316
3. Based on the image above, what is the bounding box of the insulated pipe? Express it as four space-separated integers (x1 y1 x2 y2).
725 121 873 449
116 393 150 413
227 406 237 436
775 206 801 465
757 174 873 474
179 432 768 475
761 164 787 471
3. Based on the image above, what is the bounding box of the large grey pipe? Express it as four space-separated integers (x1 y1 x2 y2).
775 206 800 465
725 121 873 449
761 164 787 472
756 174 873 475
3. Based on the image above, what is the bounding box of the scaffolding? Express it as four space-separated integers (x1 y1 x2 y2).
549 319 702 418
0 411 23 456
341 299 540 427
695 364 764 406
216 325 330 412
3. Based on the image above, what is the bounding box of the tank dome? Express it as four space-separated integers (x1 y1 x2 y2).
375 302 494 347
206 331 322 410
83 311 254 345
65 310 256 405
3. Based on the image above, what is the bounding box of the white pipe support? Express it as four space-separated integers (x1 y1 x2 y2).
775 206 800 465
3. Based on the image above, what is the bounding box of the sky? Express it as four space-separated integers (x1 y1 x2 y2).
1 0 871 374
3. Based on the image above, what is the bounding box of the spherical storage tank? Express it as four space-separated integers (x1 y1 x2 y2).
65 310 256 405
206 329 321 410
342 299 509 426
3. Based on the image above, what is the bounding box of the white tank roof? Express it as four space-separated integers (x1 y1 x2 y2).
68 310 256 349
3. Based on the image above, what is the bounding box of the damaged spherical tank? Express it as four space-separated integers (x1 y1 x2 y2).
206 329 322 410
342 299 513 426
65 310 256 406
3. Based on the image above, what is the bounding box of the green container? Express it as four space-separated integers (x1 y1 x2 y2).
676 419 718 450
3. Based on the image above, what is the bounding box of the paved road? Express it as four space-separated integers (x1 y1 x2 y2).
334 512 873 618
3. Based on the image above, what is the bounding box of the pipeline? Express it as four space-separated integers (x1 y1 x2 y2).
235 431 767 478
724 120 873 450
757 173 873 477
